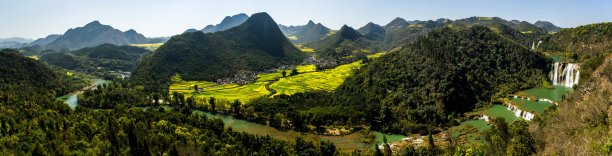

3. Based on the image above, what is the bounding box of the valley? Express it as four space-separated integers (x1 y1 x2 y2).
0 1 611 155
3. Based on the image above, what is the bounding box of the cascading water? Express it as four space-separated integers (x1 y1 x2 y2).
550 62 580 87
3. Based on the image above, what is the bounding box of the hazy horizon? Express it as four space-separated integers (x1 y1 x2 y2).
1 0 610 39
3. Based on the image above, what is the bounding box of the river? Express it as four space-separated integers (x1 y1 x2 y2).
57 79 112 109
58 79 407 152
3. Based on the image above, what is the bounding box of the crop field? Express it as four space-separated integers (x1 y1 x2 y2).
269 61 362 96
168 53 385 103
198 82 270 103
169 81 217 90
130 43 164 51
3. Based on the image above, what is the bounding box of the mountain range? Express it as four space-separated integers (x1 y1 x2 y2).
278 20 333 44
45 21 148 50
132 12 306 92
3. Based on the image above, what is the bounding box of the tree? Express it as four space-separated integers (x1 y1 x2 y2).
290 68 299 76
383 135 392 156
506 120 535 156
231 100 241 116
209 97 216 113
194 84 198 92
281 70 287 77
485 117 510 155
319 140 336 155
152 93 160 106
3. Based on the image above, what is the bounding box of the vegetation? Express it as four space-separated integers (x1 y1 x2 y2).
0 49 87 96
0 50 340 155
131 12 306 94
279 20 332 44
333 26 551 134
270 61 362 96
130 43 164 51
39 44 152 71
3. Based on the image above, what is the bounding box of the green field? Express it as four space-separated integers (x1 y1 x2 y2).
130 43 164 51
270 61 362 96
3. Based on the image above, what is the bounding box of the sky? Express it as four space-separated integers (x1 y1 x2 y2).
0 0 610 39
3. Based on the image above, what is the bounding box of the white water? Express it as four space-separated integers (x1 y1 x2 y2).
507 103 534 121
550 62 580 87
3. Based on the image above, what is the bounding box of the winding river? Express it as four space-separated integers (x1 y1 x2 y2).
58 79 406 152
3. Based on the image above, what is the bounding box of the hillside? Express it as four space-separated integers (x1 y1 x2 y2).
279 20 332 44
45 21 148 49
39 44 152 71
201 13 249 33
131 12 306 93
333 26 551 133
534 21 563 32
304 25 374 61
357 22 386 41
0 49 85 95
531 24 612 155
379 19 450 50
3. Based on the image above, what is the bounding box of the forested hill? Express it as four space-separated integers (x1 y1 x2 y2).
131 12 306 93
279 20 332 44
541 22 612 59
333 26 551 133
39 44 152 71
304 25 375 61
0 49 82 95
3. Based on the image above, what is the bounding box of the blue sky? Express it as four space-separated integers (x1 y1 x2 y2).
0 0 610 39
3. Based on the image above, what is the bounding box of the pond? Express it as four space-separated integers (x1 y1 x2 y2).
514 85 573 101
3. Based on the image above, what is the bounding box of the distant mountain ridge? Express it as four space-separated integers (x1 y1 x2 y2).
279 20 332 44
534 21 563 32
45 21 148 50
201 13 249 33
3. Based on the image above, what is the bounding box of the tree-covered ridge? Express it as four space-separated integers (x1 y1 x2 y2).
131 12 306 93
39 44 152 71
305 25 375 61
534 21 563 32
541 22 612 58
279 20 333 44
333 26 551 133
379 19 451 51
357 22 386 41
0 49 85 95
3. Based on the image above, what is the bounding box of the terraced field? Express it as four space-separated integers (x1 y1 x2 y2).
130 43 164 51
169 53 383 104
270 61 362 96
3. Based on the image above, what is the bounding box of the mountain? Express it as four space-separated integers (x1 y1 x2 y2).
384 17 410 30
333 26 551 133
0 49 80 95
304 25 375 60
278 20 332 44
39 43 152 71
45 21 148 50
201 13 249 33
29 34 62 46
0 37 33 43
357 22 386 41
131 12 306 93
534 21 563 32
379 19 450 50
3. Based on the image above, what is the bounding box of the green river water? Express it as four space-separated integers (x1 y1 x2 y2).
59 79 406 152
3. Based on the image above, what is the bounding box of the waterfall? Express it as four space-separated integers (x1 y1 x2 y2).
507 104 534 121
550 62 580 87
